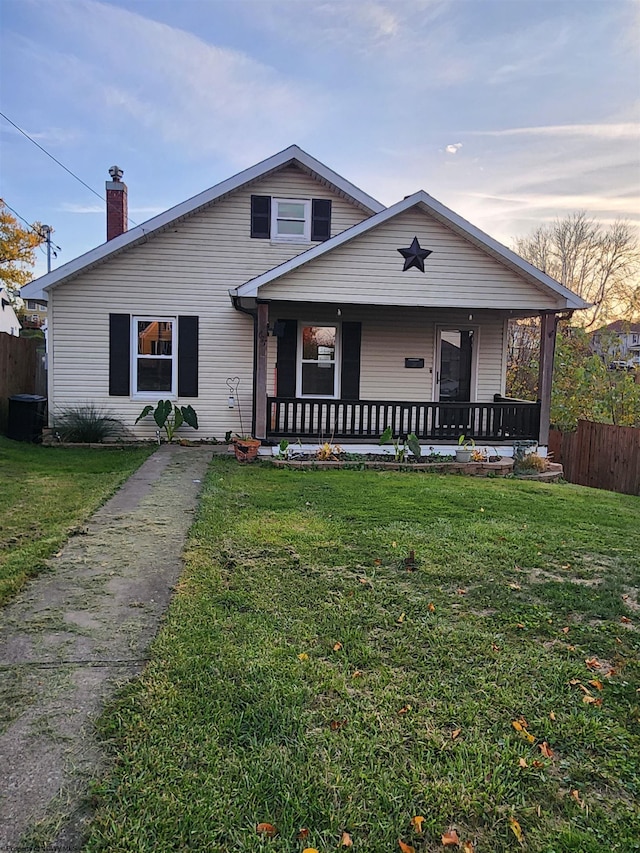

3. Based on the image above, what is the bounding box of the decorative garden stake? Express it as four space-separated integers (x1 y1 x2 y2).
226 376 261 461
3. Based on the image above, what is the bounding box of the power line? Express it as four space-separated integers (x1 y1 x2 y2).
0 110 139 228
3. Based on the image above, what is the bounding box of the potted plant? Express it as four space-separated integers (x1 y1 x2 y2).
455 434 474 463
232 434 261 462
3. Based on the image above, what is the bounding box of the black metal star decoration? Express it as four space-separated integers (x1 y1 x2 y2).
397 236 432 273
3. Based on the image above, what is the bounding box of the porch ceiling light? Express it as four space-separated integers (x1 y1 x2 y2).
397 236 432 273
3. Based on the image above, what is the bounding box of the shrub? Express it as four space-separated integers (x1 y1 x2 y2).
514 452 547 473
54 404 124 443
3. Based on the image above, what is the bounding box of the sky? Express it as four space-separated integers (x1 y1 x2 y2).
1 0 638 280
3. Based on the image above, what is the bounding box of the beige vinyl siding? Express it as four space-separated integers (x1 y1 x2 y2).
261 208 564 310
49 167 369 438
266 303 506 401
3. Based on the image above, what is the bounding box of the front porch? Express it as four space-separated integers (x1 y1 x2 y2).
266 396 541 442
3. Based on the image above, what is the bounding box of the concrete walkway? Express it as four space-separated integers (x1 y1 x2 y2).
0 444 214 851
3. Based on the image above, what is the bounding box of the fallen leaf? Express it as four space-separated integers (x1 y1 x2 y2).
358 577 371 586
539 741 554 758
621 616 631 624
256 823 277 837
616 636 622 644
491 643 500 652
508 817 523 842
569 678 581 685
480 507 485 513
398 840 415 853
296 828 310 840
582 695 602 706
561 563 571 569
570 789 584 808
333 642 343 651
352 670 363 679
442 829 460 846
298 653 309 661
330 719 347 730
341 830 353 847
451 728 462 739
302 849 319 853
532 760 544 769
428 602 436 613
398 705 411 715
457 588 466 595
392 541 397 548
588 679 604 691
410 816 424 834
518 757 528 768
561 626 570 634
549 711 556 721
462 842 475 853
374 558 382 566
523 730 535 744
585 657 600 670
397 612 406 623
516 623 525 629
578 684 591 694
511 720 523 731
509 582 522 590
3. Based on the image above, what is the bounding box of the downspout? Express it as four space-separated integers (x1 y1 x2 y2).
231 295 258 436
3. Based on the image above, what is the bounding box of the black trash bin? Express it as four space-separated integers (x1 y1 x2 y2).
7 394 47 442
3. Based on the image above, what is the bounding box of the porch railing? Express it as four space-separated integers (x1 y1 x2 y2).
266 397 541 442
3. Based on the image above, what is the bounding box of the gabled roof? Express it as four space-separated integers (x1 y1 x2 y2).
21 145 385 300
232 190 590 311
595 320 640 334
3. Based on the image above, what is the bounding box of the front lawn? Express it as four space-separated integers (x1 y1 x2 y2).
89 462 639 852
0 437 153 605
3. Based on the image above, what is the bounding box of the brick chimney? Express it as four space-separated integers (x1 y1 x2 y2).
106 165 128 241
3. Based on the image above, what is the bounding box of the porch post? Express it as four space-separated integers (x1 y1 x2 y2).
255 302 269 440
538 312 558 446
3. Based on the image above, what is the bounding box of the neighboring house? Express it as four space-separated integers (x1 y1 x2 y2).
22 299 48 329
0 288 21 336
592 320 640 368
21 145 588 449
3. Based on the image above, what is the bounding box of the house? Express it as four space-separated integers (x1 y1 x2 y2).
0 288 21 337
21 299 47 330
591 320 640 369
21 145 588 451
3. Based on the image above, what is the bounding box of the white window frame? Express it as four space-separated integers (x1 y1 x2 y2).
271 197 311 243
131 316 177 399
296 322 341 399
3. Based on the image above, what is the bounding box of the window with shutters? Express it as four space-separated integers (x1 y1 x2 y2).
132 317 177 397
297 325 339 397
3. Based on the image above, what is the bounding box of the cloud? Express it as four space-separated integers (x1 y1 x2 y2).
60 202 165 216
467 123 640 140
445 143 462 154
21 0 326 165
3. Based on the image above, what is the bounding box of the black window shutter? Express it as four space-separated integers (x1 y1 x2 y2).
251 195 271 238
311 198 332 242
341 322 361 400
109 313 130 396
178 316 199 397
276 319 297 397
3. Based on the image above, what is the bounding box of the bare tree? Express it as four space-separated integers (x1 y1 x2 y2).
514 212 639 328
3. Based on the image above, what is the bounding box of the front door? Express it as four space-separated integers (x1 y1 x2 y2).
437 329 475 402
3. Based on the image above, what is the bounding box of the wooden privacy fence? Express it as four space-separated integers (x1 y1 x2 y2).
549 420 640 496
0 334 46 434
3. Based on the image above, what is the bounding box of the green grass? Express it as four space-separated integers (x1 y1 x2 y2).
0 436 153 605
88 462 639 853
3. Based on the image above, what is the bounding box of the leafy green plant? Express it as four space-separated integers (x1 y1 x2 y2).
135 400 198 442
54 404 124 443
458 434 475 449
277 439 290 459
379 426 421 461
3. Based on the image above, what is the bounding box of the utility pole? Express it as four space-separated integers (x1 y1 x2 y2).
39 225 53 273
